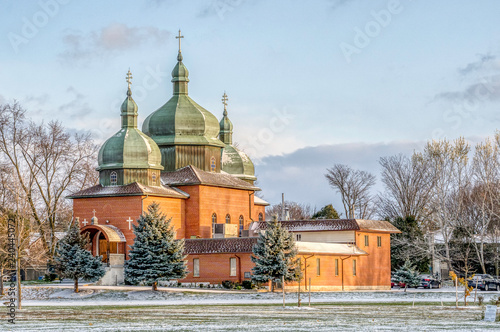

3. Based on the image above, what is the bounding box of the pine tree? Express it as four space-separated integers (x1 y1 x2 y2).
312 204 340 219
251 216 299 291
55 222 105 293
394 260 421 292
125 202 187 290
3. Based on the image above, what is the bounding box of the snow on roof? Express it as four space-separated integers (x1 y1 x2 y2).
254 196 270 206
250 219 401 233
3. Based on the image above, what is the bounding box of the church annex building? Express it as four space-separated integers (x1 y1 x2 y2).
68 32 400 291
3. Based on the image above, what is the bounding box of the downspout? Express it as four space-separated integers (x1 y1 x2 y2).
340 255 352 291
141 194 149 212
248 191 254 225
235 254 242 283
303 254 314 290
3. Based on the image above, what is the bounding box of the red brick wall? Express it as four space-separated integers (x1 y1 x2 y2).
72 195 185 259
184 253 254 284
177 185 259 238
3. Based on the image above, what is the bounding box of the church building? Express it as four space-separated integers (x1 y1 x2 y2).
69 32 399 290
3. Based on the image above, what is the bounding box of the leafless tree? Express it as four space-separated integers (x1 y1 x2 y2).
378 154 434 222
422 138 471 273
325 164 376 219
266 201 314 220
0 102 98 258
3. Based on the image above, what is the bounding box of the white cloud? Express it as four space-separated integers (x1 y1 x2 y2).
59 24 170 65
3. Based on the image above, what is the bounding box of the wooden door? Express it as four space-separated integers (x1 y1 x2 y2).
99 239 108 262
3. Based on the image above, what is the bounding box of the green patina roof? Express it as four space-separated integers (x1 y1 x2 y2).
221 144 256 181
142 50 224 148
97 79 163 171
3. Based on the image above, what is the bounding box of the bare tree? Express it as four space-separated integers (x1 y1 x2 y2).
0 102 98 258
266 201 314 220
422 138 471 273
378 154 434 222
325 164 376 219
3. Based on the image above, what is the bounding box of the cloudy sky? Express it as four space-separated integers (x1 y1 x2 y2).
1 0 500 213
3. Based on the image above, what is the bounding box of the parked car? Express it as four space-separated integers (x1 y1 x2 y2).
468 274 500 291
418 274 441 289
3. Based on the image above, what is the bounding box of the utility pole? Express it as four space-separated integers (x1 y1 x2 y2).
281 193 285 221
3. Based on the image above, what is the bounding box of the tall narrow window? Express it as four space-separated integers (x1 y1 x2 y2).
230 257 237 276
239 215 244 230
212 213 217 234
364 235 369 247
296 234 302 241
193 258 200 277
110 171 117 185
258 213 263 221
225 214 231 224
335 259 339 276
316 258 321 276
377 236 382 247
353 259 357 276
151 171 157 185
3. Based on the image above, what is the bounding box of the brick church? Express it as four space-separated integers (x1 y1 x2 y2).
69 32 399 291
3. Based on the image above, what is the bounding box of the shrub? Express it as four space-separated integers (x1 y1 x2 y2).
221 280 235 289
43 273 58 282
478 295 484 306
242 280 254 289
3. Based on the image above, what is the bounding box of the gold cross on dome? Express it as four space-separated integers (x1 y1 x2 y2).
126 69 133 89
176 29 184 52
92 209 96 217
222 92 228 111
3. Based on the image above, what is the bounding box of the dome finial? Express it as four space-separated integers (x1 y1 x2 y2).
176 29 184 62
222 92 228 116
126 69 133 96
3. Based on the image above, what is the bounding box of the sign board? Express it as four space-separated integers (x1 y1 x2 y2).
484 305 497 322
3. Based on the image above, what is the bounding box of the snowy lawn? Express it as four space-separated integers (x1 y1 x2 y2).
0 286 499 331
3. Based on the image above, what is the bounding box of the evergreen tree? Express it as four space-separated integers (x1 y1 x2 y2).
125 202 187 290
393 261 421 292
312 204 340 219
55 222 105 293
391 216 430 272
251 216 299 291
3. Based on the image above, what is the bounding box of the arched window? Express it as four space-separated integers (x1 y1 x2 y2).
212 213 217 225
110 171 117 185
151 171 157 185
258 213 263 221
239 215 244 230
225 214 231 224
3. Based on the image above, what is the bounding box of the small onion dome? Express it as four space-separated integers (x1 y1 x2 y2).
142 51 224 148
221 144 256 182
97 71 163 171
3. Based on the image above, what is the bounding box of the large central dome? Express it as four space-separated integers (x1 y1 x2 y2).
142 41 224 172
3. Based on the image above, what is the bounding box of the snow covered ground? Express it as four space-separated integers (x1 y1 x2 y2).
0 285 499 331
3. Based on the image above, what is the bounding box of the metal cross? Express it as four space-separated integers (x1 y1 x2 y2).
175 29 184 52
92 209 97 217
126 69 133 89
127 217 134 230
222 92 228 113
82 219 88 226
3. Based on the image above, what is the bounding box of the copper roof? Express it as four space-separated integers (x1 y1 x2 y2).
184 237 258 254
80 224 126 242
67 182 189 199
162 165 260 191
250 219 400 234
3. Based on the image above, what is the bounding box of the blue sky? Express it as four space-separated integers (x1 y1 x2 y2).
1 0 500 212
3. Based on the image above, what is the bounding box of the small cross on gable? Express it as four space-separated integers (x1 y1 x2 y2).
82 219 88 226
127 217 134 230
